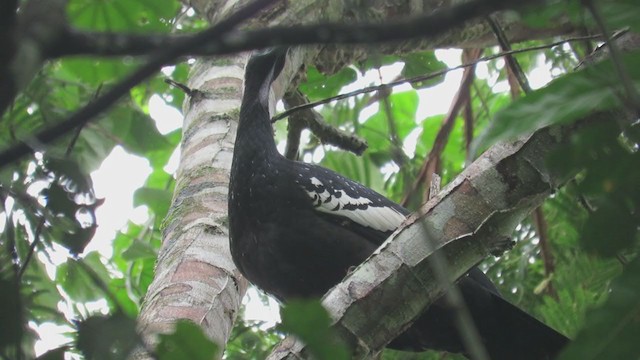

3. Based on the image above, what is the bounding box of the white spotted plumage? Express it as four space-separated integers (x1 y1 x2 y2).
301 177 406 232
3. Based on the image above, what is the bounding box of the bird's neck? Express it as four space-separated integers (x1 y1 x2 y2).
235 89 279 159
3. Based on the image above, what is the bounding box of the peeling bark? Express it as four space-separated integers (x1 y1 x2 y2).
134 54 250 358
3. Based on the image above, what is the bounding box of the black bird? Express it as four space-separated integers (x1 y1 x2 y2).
228 48 569 359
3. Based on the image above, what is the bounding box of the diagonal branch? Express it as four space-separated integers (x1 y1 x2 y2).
272 34 602 123
268 113 595 359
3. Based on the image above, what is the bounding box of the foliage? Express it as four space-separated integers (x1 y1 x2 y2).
0 1 185 359
1 0 640 359
279 300 349 360
156 321 219 360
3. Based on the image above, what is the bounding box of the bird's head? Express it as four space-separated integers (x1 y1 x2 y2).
244 47 289 107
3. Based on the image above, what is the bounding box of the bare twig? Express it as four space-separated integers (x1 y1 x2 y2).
273 34 602 123
487 15 532 93
164 79 194 96
583 0 640 111
532 207 558 299
282 92 307 159
282 91 368 156
401 48 482 206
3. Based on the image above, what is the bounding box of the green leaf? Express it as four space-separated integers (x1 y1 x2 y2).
67 0 180 32
56 254 109 302
121 240 157 260
299 66 358 101
76 313 139 360
360 90 419 153
321 151 385 193
401 51 446 89
473 52 640 152
133 187 172 219
21 258 67 325
521 0 582 29
580 199 636 257
600 0 640 33
559 257 640 360
58 57 137 87
156 321 218 360
0 278 23 349
279 300 349 360
108 278 140 316
107 107 173 159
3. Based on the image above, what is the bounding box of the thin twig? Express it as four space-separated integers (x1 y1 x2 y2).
272 34 602 123
532 207 558 299
462 50 477 158
401 48 482 206
282 92 307 160
17 220 44 279
487 15 532 93
583 0 640 111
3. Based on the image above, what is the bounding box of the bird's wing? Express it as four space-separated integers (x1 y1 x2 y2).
293 162 409 234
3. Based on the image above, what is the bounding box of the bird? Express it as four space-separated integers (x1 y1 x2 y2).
228 47 569 359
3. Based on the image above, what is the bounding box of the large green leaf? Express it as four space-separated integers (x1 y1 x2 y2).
299 66 358 101
474 52 640 152
360 90 419 153
56 253 110 303
321 151 385 193
133 187 172 220
279 300 349 360
599 0 640 33
67 0 180 32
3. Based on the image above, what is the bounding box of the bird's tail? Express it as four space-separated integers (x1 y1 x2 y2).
477 293 569 360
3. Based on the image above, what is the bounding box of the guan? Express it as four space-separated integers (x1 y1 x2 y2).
228 48 568 359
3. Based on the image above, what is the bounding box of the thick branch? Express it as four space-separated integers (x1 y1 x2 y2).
50 0 539 60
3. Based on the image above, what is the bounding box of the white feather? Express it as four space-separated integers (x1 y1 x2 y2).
301 178 405 232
